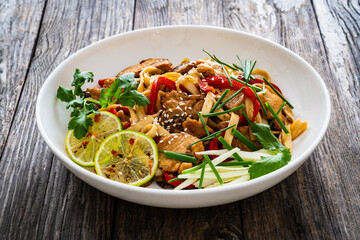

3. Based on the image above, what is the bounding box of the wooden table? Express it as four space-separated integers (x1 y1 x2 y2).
1 1 359 239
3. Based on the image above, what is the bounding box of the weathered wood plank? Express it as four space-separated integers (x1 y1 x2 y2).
0 0 45 157
0 0 134 239
224 0 360 239
110 1 243 239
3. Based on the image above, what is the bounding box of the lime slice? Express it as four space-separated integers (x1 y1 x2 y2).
66 111 122 166
94 130 159 186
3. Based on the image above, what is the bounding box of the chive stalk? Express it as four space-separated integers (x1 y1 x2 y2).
84 98 101 105
198 163 206 189
159 151 197 164
218 161 254 166
202 49 237 70
204 155 223 185
218 136 244 162
188 124 237 147
241 110 252 125
269 102 286 126
197 112 210 136
262 78 293 109
231 128 259 151
231 76 262 91
202 105 245 117
265 102 289 134
221 65 233 88
216 87 244 110
168 178 182 183
211 89 230 113
181 162 205 174
250 85 268 117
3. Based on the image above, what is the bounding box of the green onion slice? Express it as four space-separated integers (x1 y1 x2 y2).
262 77 293 109
265 102 289 134
231 128 259 151
218 161 253 166
218 136 244 162
198 163 206 189
159 151 197 164
211 89 230 113
216 87 244 110
204 155 223 185
187 124 237 147
202 105 245 117
197 112 210 136
269 102 286 126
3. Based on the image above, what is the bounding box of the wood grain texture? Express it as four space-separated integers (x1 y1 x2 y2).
111 1 244 239
0 0 46 157
224 0 360 239
0 0 134 239
0 0 359 239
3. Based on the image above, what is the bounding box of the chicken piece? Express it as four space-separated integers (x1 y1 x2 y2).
231 126 261 151
116 58 173 77
86 87 101 101
182 118 214 138
218 89 245 110
160 108 187 133
173 61 196 74
157 133 205 173
160 90 205 120
196 63 215 77
258 90 285 130
103 78 115 88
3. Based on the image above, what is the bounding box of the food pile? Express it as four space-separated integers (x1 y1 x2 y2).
57 51 307 189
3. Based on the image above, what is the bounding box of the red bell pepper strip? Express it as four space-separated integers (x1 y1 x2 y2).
123 122 131 129
208 132 226 159
200 76 260 124
107 107 117 116
163 172 195 189
116 106 130 116
147 76 176 114
249 78 283 94
98 78 107 87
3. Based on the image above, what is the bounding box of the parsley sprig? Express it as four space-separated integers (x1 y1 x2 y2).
57 70 150 140
240 111 292 179
99 73 150 108
57 69 99 139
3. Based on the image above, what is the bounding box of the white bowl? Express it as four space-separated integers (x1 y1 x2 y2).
36 26 331 208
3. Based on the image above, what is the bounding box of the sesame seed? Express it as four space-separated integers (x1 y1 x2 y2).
159 140 163 143
168 141 171 144
175 114 179 117
184 128 188 131
179 90 182 93
180 97 183 100
188 107 192 109
173 124 177 127
169 109 173 112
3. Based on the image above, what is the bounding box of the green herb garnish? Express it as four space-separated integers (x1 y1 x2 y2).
99 73 150 108
211 89 230 113
265 102 289 134
57 69 99 139
202 105 245 117
197 112 210 136
218 161 254 166
198 163 206 189
160 151 197 164
231 128 259 151
269 102 286 126
218 136 243 162
204 155 223 185
216 87 244 110
239 110 292 179
187 124 237 147
262 77 293 109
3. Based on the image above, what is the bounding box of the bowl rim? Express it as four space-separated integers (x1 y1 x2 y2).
36 25 331 197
